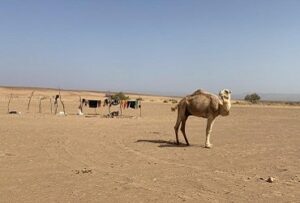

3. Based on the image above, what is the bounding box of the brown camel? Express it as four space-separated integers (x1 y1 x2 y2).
171 89 232 148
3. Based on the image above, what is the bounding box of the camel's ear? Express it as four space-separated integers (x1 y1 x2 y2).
224 89 231 95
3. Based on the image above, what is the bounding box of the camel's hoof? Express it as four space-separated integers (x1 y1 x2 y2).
205 144 213 149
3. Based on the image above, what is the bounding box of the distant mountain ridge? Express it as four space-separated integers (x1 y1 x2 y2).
234 93 300 102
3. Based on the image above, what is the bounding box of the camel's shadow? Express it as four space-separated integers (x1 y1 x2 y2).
136 139 191 148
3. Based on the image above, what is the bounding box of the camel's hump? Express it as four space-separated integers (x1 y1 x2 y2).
189 89 216 98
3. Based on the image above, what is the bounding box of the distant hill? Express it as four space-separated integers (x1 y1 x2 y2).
1 85 300 102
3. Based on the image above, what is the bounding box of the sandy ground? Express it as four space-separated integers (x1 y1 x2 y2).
0 87 299 202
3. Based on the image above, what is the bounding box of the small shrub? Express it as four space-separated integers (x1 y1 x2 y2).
111 92 129 100
244 93 261 103
170 99 178 104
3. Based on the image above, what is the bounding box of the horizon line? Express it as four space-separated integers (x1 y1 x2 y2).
1 84 300 96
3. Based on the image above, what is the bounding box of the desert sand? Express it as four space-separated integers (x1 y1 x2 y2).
0 87 299 202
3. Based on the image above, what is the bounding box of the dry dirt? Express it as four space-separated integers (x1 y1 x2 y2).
0 87 299 202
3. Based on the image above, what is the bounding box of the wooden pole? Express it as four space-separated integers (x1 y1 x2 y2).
79 96 83 113
140 102 142 117
120 101 123 116
27 91 35 112
7 93 12 114
107 98 111 116
54 101 58 114
50 98 52 114
39 97 42 113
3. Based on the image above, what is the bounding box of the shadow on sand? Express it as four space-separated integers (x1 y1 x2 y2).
136 139 191 148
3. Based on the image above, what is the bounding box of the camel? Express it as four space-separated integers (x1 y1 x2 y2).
171 89 232 148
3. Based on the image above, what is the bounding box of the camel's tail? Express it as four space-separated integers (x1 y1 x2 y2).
171 104 178 112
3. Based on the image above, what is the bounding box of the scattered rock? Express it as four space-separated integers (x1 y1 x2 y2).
290 175 299 182
73 168 92 174
266 177 275 183
81 168 92 174
243 177 251 181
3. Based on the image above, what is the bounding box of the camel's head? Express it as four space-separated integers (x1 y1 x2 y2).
219 89 232 116
219 89 232 102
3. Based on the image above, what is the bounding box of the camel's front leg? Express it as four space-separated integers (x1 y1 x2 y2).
205 116 216 148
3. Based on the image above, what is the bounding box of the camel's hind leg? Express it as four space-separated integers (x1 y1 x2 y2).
174 102 186 145
180 116 190 146
174 114 182 145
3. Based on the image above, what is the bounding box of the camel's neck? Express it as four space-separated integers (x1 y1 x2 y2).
220 98 231 116
223 99 231 110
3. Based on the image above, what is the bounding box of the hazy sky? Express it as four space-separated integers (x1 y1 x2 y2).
0 0 299 95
